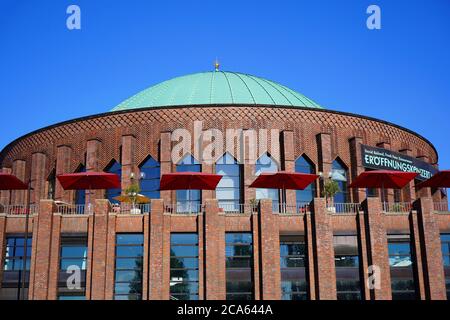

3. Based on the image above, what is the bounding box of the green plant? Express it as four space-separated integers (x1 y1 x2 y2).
322 179 340 205
124 183 141 206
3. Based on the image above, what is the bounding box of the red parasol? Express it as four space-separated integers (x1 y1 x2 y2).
249 172 318 190
0 173 28 190
57 172 121 190
416 170 450 189
159 172 222 191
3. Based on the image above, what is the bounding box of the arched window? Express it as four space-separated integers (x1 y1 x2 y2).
331 158 349 204
295 155 316 205
74 164 86 205
176 155 201 212
139 156 160 199
47 169 56 200
105 160 121 204
216 153 242 212
255 153 279 205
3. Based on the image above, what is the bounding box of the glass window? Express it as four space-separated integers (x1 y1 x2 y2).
170 233 199 300
216 153 242 212
114 234 143 300
139 156 160 200
226 232 253 300
47 169 56 200
105 160 122 204
334 235 362 300
295 156 316 205
255 153 279 211
280 235 308 300
58 235 87 300
74 165 86 206
175 155 201 213
441 233 450 300
331 159 349 204
388 235 417 300
1 235 32 300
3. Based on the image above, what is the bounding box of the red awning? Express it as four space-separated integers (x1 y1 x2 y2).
416 170 450 189
0 173 28 190
249 172 319 190
159 172 222 190
57 172 121 190
348 170 418 189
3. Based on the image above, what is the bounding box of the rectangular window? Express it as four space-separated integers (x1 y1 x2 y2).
280 235 308 300
170 233 199 300
226 233 253 300
334 235 362 300
441 233 450 300
388 234 417 300
1 235 32 300
114 233 144 300
57 234 87 300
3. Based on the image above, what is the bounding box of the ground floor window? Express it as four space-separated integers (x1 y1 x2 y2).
441 234 450 300
114 233 144 300
388 234 417 300
0 235 32 300
226 233 254 300
280 234 308 300
334 235 362 300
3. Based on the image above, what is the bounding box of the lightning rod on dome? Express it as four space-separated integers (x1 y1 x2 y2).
214 58 220 71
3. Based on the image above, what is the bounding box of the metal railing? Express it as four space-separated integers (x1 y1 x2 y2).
382 202 412 213
0 204 38 216
275 202 310 214
165 202 203 214
113 203 151 214
327 203 361 214
218 202 258 214
56 204 86 215
434 201 449 213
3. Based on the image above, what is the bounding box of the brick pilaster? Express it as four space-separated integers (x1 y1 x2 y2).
105 214 116 300
281 131 296 206
149 199 165 299
160 132 172 204
47 213 61 300
12 159 26 205
142 213 150 300
410 210 426 299
0 215 6 292
363 197 392 300
259 199 281 299
31 152 47 205
86 139 102 202
30 200 56 299
312 198 336 299
90 199 111 300
244 129 256 202
416 197 447 299
317 133 332 198
305 211 316 299
121 135 137 192
349 137 366 203
0 167 12 205
55 145 73 203
204 199 226 299
357 211 370 299
400 148 416 202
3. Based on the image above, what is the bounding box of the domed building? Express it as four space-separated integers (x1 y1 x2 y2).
0 69 448 300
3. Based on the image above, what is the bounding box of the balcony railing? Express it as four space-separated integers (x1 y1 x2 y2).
274 202 310 214
327 203 361 214
165 202 203 214
382 202 412 213
112 203 151 215
56 204 86 215
434 201 449 213
0 204 38 216
218 202 258 214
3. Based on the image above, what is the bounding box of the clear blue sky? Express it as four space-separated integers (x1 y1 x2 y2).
0 0 449 170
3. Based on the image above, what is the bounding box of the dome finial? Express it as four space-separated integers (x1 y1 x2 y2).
214 58 220 72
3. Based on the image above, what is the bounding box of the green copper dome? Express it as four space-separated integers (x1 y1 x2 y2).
111 71 322 111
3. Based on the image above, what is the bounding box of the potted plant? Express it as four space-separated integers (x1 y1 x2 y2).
322 178 340 213
249 198 259 213
124 183 142 214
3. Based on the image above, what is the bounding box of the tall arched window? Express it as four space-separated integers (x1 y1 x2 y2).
331 158 349 204
105 160 122 204
139 156 160 199
176 155 201 212
216 153 242 212
255 153 279 206
295 155 316 205
75 164 86 206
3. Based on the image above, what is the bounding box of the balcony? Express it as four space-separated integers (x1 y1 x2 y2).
434 201 449 213
327 203 361 214
0 204 38 216
382 202 412 214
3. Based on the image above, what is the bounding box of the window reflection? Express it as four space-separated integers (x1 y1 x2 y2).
280 235 308 300
216 153 242 212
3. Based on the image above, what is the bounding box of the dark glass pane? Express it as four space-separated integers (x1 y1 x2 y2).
116 246 143 257
115 270 142 282
282 292 308 300
170 257 199 269
171 246 198 257
335 256 359 267
170 282 199 294
280 257 306 268
388 242 411 255
226 233 252 244
60 259 86 270
281 280 308 293
336 280 361 292
337 292 362 300
170 269 199 282
61 246 87 258
225 245 252 257
171 234 198 245
116 234 144 245
226 293 253 300
226 281 253 293
226 257 252 268
115 258 143 270
392 291 417 300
